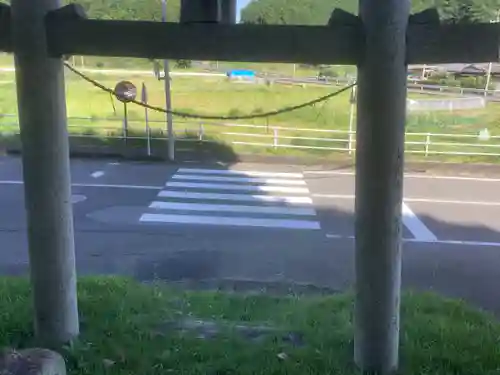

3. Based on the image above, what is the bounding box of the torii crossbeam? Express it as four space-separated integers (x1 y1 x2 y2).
0 0 498 373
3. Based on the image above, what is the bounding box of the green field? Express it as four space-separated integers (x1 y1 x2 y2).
0 59 499 161
0 69 358 132
0 68 495 132
1 277 500 375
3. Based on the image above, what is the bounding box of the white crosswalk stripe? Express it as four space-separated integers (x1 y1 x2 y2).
166 182 310 194
139 168 321 230
177 168 303 178
157 191 314 204
171 174 307 185
149 201 316 215
140 213 321 229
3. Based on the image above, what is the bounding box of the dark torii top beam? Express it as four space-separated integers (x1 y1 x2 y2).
1 4 498 64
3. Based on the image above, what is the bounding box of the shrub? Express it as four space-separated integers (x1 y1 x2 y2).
429 71 448 80
319 67 338 78
175 59 192 69
441 77 459 87
459 76 478 89
227 108 242 117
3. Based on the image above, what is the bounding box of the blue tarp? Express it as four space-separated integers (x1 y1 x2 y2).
227 69 256 77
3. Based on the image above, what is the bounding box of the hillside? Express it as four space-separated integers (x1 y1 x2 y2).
0 0 181 21
240 0 499 25
72 0 180 21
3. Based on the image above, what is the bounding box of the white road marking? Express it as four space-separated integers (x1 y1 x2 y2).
71 194 87 204
72 183 161 190
166 182 310 194
325 234 500 247
172 174 307 185
405 174 500 183
403 197 500 206
149 201 316 216
2 180 500 206
0 181 22 185
178 168 303 178
304 170 355 176
91 171 105 178
323 203 438 242
312 193 500 207
312 194 354 199
158 190 313 204
305 169 500 183
405 238 500 247
402 202 437 242
140 213 321 229
0 180 161 190
325 234 348 239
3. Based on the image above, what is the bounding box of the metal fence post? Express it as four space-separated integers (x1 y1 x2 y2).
199 123 204 141
273 128 278 149
425 133 431 156
142 82 151 156
122 102 128 144
146 124 152 156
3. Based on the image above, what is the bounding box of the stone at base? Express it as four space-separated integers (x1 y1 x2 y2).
0 348 66 375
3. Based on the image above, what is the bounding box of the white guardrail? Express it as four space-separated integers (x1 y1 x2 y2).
283 76 500 98
0 114 499 157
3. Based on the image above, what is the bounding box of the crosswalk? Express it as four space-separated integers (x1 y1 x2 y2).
139 168 321 230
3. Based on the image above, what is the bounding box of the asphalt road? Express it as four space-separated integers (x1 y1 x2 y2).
1 156 500 314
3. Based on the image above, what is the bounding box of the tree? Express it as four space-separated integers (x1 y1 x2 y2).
440 0 482 23
240 0 499 25
241 0 356 25
0 0 181 21
70 0 181 21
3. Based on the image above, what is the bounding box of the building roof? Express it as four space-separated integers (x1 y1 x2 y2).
432 63 500 74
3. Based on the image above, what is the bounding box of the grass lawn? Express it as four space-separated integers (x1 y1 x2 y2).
0 70 353 127
0 68 496 133
1 277 499 374
1 63 500 162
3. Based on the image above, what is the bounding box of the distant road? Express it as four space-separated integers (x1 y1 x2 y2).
0 66 226 77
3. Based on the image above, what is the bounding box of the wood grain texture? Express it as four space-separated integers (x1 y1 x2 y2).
45 19 363 64
0 3 12 52
408 23 500 63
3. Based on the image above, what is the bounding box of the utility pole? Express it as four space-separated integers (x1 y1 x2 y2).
161 0 175 161
485 62 493 96
485 11 500 96
354 0 409 372
11 0 79 345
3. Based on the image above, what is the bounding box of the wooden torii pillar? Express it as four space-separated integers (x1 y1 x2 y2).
0 0 498 372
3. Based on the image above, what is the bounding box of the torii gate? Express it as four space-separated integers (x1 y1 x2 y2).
0 0 497 373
